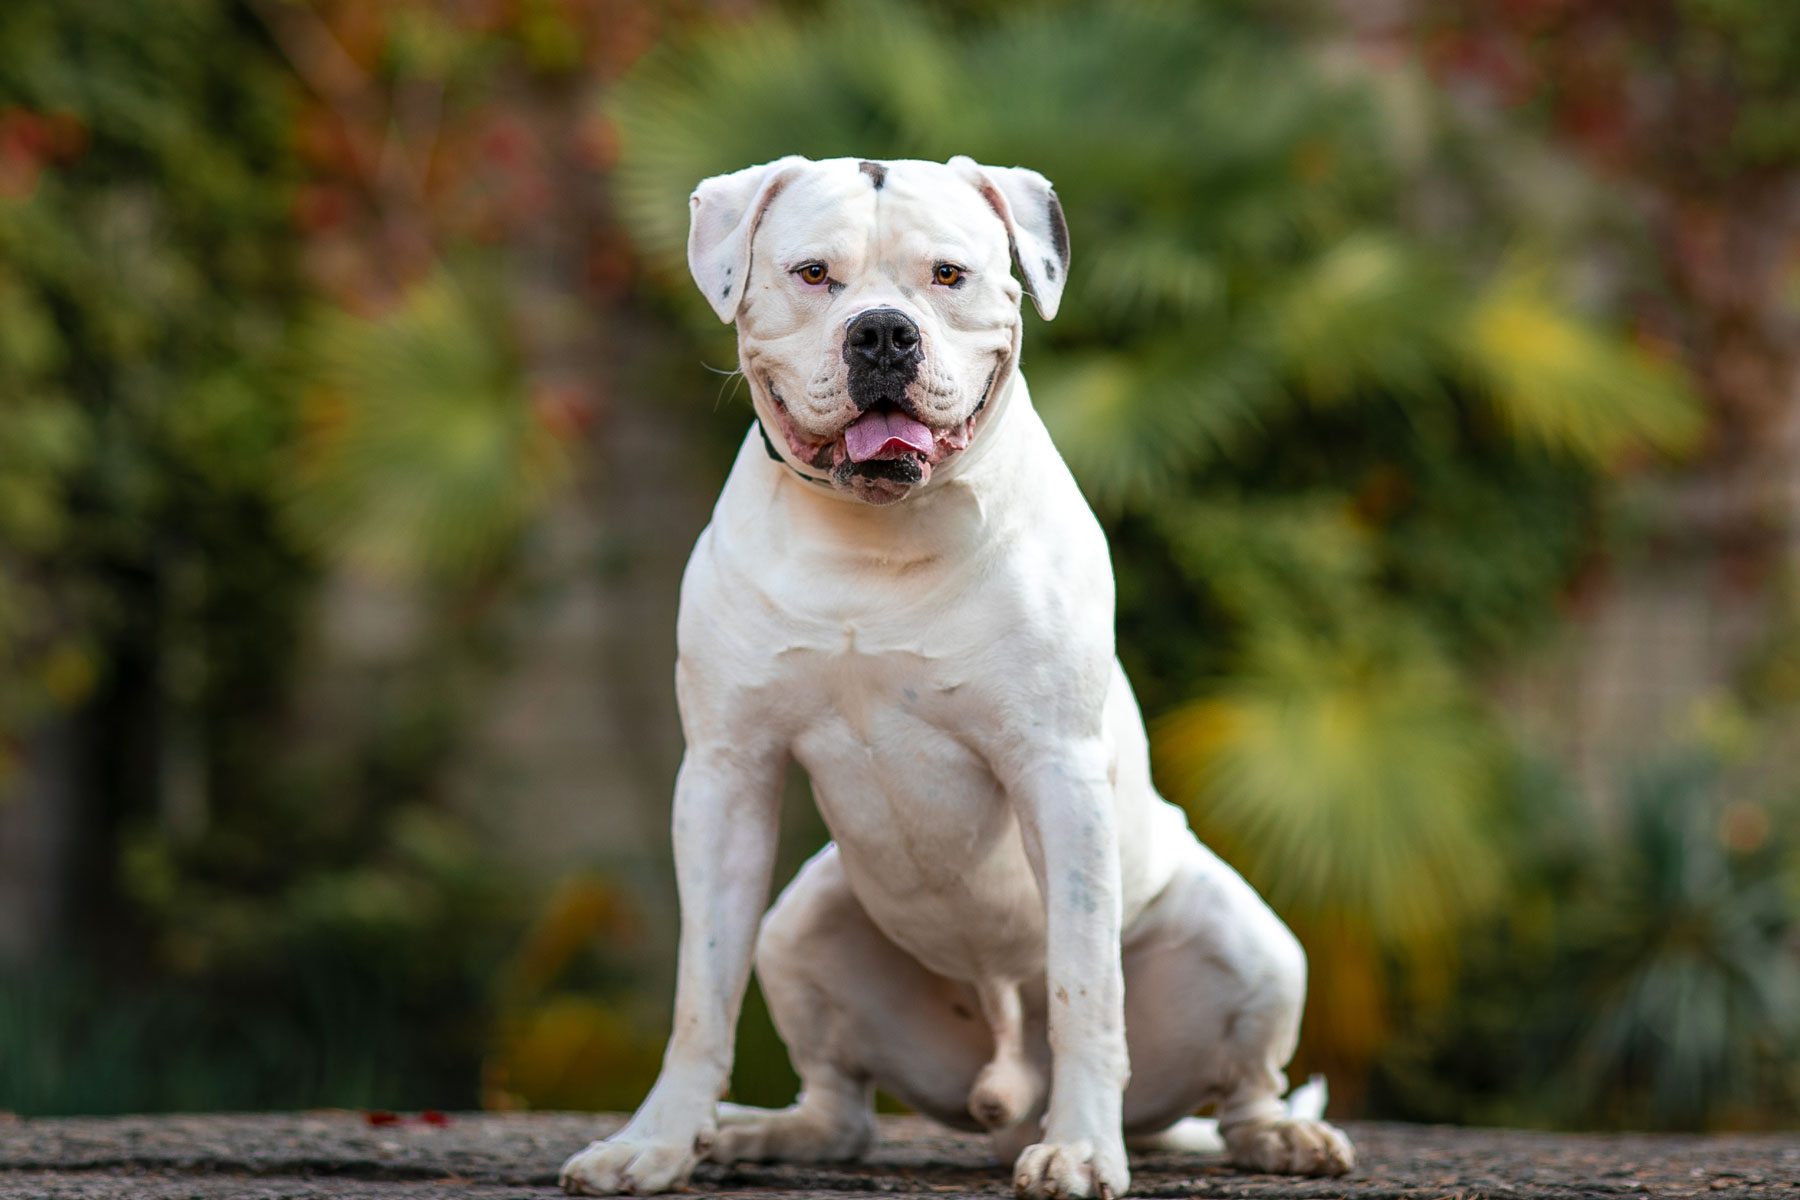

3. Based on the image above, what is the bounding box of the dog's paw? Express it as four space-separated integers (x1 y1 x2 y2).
704 1103 872 1164
969 1056 1043 1131
1223 1117 1355 1177
1013 1137 1130 1200
559 1136 698 1195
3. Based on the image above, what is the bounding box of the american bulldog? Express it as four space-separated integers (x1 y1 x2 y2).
559 156 1355 1198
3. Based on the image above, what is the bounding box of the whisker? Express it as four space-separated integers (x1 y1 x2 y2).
712 367 746 411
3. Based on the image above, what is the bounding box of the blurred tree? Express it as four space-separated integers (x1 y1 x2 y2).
1379 0 1800 1128
0 0 640 1115
0 0 308 949
605 0 1700 1093
254 0 712 1114
1414 0 1800 467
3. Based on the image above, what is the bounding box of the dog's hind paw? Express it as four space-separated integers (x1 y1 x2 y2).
1223 1116 1355 1177
704 1103 873 1164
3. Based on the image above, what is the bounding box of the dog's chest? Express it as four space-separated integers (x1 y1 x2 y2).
783 623 997 848
779 629 1049 979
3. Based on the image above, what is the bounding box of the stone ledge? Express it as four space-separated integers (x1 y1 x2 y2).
1 1113 1795 1199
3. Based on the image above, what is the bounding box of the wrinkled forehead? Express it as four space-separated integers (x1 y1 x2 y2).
759 159 1009 264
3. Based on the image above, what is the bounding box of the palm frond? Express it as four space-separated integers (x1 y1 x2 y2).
287 269 569 582
1157 629 1507 954
1266 233 1455 405
1151 493 1378 632
1462 258 1702 465
1035 347 1283 511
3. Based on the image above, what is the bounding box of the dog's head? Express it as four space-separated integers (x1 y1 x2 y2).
688 156 1068 504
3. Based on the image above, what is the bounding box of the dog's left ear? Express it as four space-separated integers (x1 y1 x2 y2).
951 157 1070 320
688 155 810 323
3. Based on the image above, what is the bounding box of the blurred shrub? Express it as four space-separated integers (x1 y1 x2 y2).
606 0 1701 1091
0 0 305 786
1 805 522 1113
0 0 606 1117
1375 748 1800 1130
484 876 666 1112
1157 627 1504 1066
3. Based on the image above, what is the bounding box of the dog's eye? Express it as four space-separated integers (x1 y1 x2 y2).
795 262 830 286
932 263 964 287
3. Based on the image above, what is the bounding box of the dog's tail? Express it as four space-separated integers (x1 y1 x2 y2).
1125 1075 1328 1155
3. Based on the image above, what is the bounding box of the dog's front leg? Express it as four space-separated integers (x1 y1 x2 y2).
1008 742 1131 1200
560 746 784 1196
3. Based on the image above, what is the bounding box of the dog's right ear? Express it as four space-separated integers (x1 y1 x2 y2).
688 156 809 324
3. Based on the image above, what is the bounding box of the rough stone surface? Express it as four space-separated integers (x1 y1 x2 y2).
1 1112 1795 1199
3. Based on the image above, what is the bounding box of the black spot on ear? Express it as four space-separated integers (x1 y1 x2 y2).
859 160 887 189
1043 258 1057 282
1046 190 1070 270
720 284 731 299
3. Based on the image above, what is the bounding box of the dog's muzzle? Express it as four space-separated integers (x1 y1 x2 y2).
841 308 934 469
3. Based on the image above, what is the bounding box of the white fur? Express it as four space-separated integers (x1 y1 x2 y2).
560 158 1355 1198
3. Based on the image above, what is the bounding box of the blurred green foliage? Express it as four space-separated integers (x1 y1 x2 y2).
291 267 567 583
0 0 1794 1133
0 0 304 775
1376 748 1800 1129
2 805 523 1113
0 0 595 1116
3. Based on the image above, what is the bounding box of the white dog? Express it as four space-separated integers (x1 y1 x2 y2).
559 156 1355 1199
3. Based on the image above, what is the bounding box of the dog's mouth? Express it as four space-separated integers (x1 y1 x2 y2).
844 403 935 464
766 387 979 503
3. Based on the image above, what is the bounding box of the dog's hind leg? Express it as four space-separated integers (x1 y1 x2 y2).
1117 841 1354 1177
705 844 994 1166
1126 1077 1328 1156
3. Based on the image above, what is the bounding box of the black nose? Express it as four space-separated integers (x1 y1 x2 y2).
845 308 921 373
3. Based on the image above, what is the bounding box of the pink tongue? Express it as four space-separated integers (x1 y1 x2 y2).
844 408 934 462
